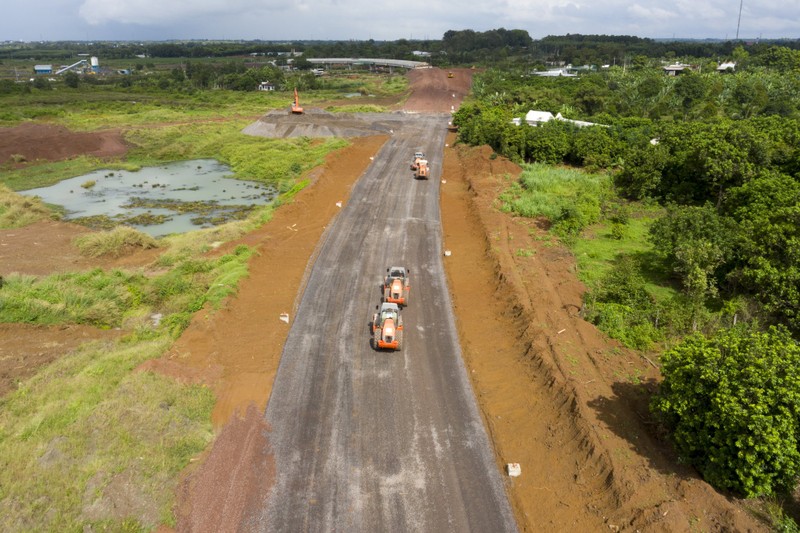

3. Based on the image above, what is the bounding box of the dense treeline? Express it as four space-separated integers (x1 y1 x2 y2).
454 42 800 499
454 45 800 338
3 32 798 68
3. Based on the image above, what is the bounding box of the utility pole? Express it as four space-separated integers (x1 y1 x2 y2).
736 0 744 40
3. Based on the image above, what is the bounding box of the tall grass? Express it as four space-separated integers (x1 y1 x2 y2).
0 89 284 130
501 163 612 243
0 244 254 329
498 163 692 349
73 226 159 258
0 239 255 527
0 184 55 227
0 336 214 530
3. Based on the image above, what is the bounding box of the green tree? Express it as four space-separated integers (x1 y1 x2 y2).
652 325 800 497
522 120 570 164
32 77 51 90
567 125 620 169
649 204 739 322
673 72 708 117
615 140 669 199
63 70 79 88
723 172 800 333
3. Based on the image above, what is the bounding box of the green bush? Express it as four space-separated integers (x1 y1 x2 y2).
652 325 800 497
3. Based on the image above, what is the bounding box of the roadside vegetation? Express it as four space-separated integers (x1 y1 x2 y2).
1 31 799 528
0 59 380 529
456 37 800 522
0 337 215 530
0 228 255 529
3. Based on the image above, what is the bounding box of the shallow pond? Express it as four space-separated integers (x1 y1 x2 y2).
21 159 277 237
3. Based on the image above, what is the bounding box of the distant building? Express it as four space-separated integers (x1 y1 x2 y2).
257 81 275 91
663 63 698 76
717 61 736 72
412 51 431 57
532 68 576 77
524 110 557 125
34 64 52 74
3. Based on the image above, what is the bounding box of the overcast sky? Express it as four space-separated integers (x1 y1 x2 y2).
2 0 798 42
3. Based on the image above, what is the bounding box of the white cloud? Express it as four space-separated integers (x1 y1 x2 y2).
78 0 286 26
2 0 798 41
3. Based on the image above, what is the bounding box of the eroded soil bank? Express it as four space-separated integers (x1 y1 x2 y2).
439 140 764 532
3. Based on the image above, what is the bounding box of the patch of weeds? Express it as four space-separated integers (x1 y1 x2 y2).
73 226 160 258
515 248 535 258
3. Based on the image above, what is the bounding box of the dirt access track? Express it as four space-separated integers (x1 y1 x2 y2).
0 67 766 531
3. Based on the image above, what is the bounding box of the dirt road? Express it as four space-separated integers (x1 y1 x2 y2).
251 114 516 531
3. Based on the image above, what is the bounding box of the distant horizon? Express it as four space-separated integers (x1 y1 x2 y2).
2 34 798 45
3 0 798 45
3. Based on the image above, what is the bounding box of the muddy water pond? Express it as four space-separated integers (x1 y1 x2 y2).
21 159 276 237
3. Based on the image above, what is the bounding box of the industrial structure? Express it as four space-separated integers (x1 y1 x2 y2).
35 57 100 76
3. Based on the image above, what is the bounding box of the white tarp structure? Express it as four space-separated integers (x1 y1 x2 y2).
511 110 607 128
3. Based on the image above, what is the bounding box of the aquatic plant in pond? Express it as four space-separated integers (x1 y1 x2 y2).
19 159 276 236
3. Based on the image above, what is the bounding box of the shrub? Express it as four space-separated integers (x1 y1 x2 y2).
651 325 800 497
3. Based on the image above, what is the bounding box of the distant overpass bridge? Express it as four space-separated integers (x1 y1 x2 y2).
307 58 430 70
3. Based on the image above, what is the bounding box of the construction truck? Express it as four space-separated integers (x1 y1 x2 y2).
410 151 425 170
415 159 430 179
372 302 403 351
383 266 410 307
448 71 454 78
290 88 304 114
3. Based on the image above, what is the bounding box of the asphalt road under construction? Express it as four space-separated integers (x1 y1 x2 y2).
248 113 518 532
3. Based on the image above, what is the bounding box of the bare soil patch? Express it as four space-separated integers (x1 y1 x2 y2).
0 122 127 166
404 67 473 113
0 323 122 396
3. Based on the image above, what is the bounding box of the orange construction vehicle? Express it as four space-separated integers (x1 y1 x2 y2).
372 302 403 350
448 71 454 78
410 151 424 170
383 266 410 307
415 159 429 179
290 88 304 114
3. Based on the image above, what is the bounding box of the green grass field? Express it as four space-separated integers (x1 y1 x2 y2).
0 77 369 529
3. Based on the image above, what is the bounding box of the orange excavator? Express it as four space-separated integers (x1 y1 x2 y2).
290 88 304 114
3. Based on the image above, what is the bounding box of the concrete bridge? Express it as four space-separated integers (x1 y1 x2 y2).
307 58 430 70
